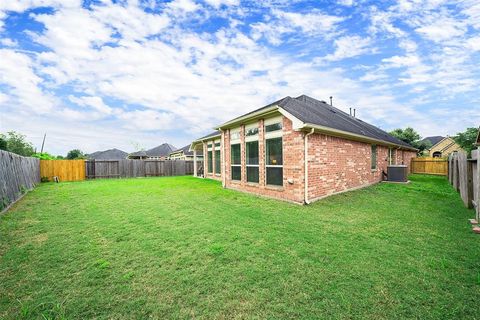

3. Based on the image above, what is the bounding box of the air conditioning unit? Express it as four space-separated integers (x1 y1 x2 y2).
387 165 408 182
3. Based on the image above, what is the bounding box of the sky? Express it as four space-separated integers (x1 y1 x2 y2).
0 0 479 156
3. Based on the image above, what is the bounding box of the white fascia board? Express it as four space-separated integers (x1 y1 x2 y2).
216 105 279 129
277 108 305 130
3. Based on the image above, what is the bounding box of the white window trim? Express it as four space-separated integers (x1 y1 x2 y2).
264 116 283 139
245 139 259 182
230 128 241 144
265 135 284 186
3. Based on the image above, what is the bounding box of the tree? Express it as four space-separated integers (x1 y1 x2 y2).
0 134 7 151
389 127 421 145
453 127 478 155
31 152 56 160
66 149 86 159
389 127 432 154
2 131 35 156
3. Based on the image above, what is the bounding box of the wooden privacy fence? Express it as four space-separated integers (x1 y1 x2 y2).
40 160 86 182
411 157 448 175
0 150 40 212
448 150 479 220
85 159 198 179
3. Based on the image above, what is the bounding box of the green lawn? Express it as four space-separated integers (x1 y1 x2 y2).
0 175 478 319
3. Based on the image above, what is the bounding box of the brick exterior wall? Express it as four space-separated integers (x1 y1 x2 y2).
204 115 417 204
307 134 416 201
224 117 305 203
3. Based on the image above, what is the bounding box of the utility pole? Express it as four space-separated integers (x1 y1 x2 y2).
40 133 46 153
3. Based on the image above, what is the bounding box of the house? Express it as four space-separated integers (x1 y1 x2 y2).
129 143 176 160
420 136 463 157
190 95 418 204
169 145 203 161
87 148 128 160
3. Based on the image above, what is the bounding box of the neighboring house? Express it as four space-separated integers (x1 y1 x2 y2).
169 145 203 161
129 143 176 160
420 136 463 157
88 148 128 160
190 95 417 204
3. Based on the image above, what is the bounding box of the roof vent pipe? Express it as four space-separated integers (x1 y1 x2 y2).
329 96 333 106
353 108 356 118
349 107 352 116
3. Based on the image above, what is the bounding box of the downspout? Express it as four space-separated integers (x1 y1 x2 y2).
304 128 315 204
220 129 226 188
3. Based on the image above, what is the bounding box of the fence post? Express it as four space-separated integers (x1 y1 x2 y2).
476 147 480 221
458 152 473 208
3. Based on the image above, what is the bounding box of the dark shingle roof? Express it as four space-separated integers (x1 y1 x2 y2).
130 143 176 157
420 136 444 147
198 131 221 140
280 95 414 148
171 145 193 156
88 148 128 160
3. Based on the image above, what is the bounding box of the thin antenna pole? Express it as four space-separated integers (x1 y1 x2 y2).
329 96 333 106
40 133 46 153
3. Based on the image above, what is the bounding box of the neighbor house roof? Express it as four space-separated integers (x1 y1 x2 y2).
88 148 128 160
130 143 176 157
420 136 445 148
170 145 194 157
216 95 417 150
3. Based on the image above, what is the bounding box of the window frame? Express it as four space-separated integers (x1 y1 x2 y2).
264 116 284 186
371 144 377 171
231 143 241 181
246 140 259 183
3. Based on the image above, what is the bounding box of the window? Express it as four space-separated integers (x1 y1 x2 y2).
371 145 377 170
266 137 283 186
265 122 282 132
245 127 259 136
246 141 259 183
388 148 396 165
231 144 241 180
215 150 221 174
215 142 221 148
230 130 240 141
207 151 213 173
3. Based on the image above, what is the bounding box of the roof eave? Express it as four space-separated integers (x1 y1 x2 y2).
189 133 222 151
302 123 418 151
215 105 280 130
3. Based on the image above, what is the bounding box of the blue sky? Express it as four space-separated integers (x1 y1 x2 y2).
0 0 479 155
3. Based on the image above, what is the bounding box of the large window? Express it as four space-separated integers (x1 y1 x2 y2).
266 137 283 186
215 150 221 174
231 144 241 180
371 145 377 170
207 151 213 173
388 148 396 165
265 122 283 132
246 141 259 183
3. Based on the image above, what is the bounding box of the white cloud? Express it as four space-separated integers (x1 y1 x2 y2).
0 38 17 47
204 0 239 8
251 9 344 45
321 36 374 61
0 49 56 113
415 19 466 42
68 95 113 115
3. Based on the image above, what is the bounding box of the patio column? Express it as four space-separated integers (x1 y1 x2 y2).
193 149 197 177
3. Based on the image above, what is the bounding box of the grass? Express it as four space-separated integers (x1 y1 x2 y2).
0 174 478 319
